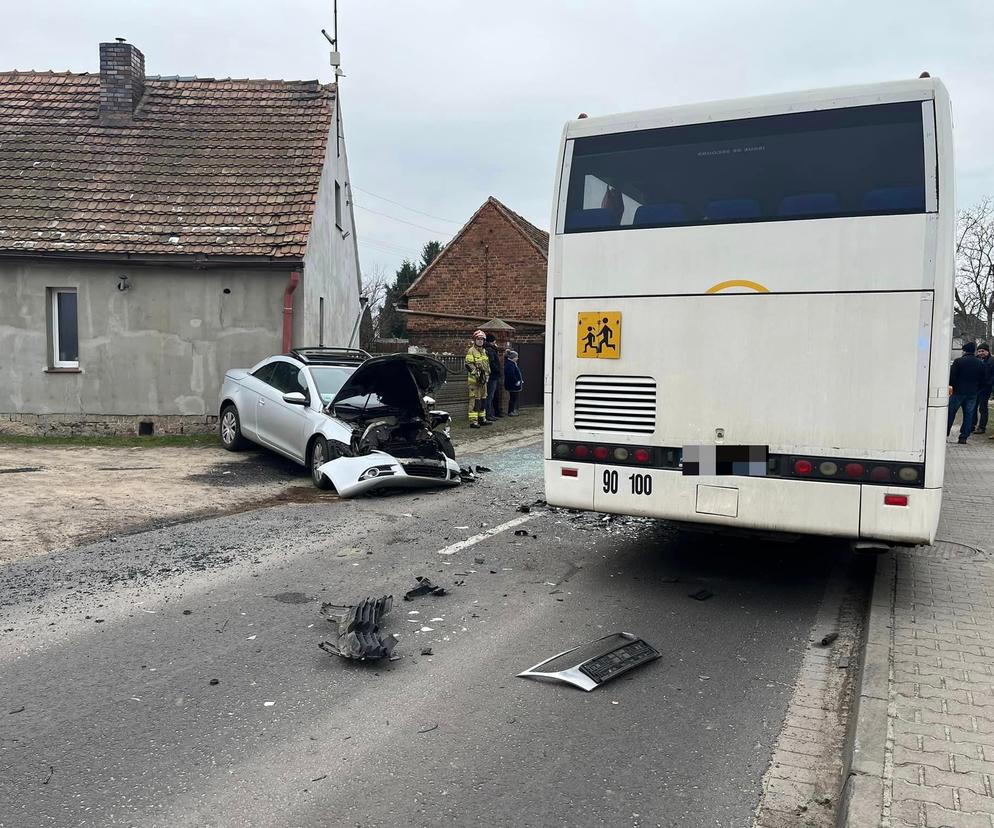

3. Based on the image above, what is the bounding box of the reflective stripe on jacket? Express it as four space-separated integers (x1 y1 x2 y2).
465 345 490 383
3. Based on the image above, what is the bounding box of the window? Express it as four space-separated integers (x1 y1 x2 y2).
335 182 343 229
319 297 325 347
563 101 928 233
251 362 277 384
310 365 355 403
50 288 79 368
269 362 308 396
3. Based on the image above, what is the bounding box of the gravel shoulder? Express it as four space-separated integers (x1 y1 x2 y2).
0 415 542 564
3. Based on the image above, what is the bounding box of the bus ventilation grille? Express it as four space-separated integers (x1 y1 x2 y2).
574 375 656 434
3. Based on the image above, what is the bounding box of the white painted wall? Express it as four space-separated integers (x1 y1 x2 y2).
299 93 362 349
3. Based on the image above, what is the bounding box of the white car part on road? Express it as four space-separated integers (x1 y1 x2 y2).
317 451 461 498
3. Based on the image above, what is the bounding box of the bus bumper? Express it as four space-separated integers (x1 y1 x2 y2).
544 460 940 544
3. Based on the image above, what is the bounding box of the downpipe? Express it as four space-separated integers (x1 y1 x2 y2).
282 270 300 352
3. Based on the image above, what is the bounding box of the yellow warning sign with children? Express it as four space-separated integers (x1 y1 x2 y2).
576 312 621 359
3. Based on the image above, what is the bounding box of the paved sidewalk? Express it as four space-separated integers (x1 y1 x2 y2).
844 437 994 827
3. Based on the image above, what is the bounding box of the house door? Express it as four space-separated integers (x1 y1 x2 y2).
514 343 544 407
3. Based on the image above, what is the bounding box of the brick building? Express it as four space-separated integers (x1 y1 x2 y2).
400 197 548 355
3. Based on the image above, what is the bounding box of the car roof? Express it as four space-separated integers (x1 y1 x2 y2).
287 347 370 366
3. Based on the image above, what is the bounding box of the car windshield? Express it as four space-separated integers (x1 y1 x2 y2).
309 366 356 403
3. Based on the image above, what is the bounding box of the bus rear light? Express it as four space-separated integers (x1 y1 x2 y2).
818 461 838 476
634 448 651 463
561 468 578 477
574 445 590 460
898 467 920 483
845 463 865 478
870 466 892 482
554 443 571 459
793 459 813 475
884 494 909 506
593 446 609 460
613 447 629 461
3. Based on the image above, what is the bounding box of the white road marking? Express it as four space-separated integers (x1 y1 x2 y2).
435 513 538 556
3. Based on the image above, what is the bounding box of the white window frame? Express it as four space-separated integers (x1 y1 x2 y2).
51 288 79 369
335 181 343 229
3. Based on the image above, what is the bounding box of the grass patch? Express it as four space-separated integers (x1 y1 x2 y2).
0 433 220 448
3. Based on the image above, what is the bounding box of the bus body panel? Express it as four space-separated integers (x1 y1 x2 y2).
553 292 932 462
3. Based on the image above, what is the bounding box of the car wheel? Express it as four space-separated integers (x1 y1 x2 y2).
309 436 335 490
437 434 456 460
219 405 247 451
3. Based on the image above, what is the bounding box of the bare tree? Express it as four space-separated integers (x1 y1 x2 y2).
955 198 994 341
361 264 391 339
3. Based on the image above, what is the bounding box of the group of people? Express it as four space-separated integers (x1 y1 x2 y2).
465 330 524 428
948 341 994 443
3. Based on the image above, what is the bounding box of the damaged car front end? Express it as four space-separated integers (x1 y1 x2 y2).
315 355 461 497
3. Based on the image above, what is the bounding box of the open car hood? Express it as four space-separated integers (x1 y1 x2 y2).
329 354 448 414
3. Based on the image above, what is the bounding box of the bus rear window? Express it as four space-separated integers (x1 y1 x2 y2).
563 101 928 233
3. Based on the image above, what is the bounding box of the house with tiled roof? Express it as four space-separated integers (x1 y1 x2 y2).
0 40 362 435
401 196 548 351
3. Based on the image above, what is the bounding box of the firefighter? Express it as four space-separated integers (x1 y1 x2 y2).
465 330 492 428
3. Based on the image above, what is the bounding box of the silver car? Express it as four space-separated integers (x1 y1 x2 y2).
217 348 460 495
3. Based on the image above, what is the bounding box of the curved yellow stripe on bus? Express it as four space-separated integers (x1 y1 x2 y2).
705 280 770 294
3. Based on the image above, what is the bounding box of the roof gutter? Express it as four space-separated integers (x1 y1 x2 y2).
282 271 300 352
395 307 545 328
0 250 305 271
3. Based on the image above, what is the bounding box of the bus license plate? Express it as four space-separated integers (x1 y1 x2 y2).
601 468 656 497
682 445 767 476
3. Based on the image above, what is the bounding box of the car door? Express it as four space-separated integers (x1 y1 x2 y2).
236 361 277 440
256 361 312 462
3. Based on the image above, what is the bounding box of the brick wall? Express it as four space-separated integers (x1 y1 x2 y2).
405 200 547 354
99 41 145 126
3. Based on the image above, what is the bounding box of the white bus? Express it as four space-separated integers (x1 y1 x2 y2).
543 78 953 545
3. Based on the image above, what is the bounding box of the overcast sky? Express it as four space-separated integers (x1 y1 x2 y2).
4 1 992 281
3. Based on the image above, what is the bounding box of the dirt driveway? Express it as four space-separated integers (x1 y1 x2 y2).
0 417 542 563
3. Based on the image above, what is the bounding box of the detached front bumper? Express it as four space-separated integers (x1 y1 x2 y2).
318 452 461 498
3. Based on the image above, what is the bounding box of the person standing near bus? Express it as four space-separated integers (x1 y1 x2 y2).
504 349 523 416
948 341 984 443
465 330 492 429
973 342 993 434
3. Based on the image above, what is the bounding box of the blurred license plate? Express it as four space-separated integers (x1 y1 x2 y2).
682 445 767 476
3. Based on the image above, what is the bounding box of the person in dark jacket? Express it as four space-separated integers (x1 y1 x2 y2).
948 341 985 443
973 342 994 434
504 350 523 416
483 333 502 421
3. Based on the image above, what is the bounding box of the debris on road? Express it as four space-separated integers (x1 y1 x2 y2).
8 706 25 714
403 576 446 601
418 722 439 733
311 774 328 782
473 556 485 564
689 589 714 601
43 765 54 785
516 504 531 513
513 529 529 537
818 631 839 647
517 632 660 692
209 679 220 686
420 646 433 655
319 596 398 660
474 465 492 473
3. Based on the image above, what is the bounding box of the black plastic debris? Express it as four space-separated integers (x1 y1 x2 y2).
209 679 220 686
318 596 397 660
516 504 531 513
518 632 660 691
689 589 714 601
420 646 433 656
474 465 492 473
819 632 839 647
458 465 477 482
403 576 446 601
513 529 529 537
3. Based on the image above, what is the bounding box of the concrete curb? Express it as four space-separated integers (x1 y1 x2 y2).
837 551 896 827
454 426 543 456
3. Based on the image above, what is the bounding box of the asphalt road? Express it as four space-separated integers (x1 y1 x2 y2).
0 440 868 828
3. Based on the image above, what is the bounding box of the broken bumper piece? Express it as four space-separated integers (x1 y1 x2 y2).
517 632 660 691
317 452 461 498
319 596 398 660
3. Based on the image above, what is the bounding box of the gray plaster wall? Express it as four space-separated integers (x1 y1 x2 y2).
299 95 362 349
0 260 288 417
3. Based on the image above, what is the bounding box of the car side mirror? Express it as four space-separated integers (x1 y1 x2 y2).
282 391 309 406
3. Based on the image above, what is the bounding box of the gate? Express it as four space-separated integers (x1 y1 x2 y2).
514 343 544 407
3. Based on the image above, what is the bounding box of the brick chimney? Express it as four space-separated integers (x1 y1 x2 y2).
99 39 145 126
